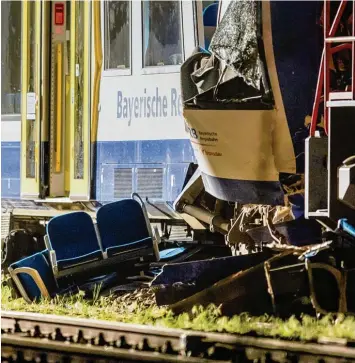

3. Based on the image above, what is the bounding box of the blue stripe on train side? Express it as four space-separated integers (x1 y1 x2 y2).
95 139 195 202
1 141 21 198
0 140 195 201
201 173 285 206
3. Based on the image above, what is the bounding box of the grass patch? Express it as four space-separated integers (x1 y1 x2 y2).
2 285 355 342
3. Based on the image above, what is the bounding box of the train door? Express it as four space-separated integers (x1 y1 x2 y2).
20 0 92 200
68 1 91 200
20 1 42 199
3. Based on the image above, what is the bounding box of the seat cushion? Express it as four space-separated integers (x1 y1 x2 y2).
46 212 101 263
97 200 153 252
159 247 187 261
106 237 153 258
57 249 102 270
10 250 58 301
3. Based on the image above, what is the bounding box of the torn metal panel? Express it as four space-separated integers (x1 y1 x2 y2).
180 47 211 103
174 168 204 209
267 244 355 315
246 218 323 247
180 1 272 109
161 245 355 316
152 252 272 286
169 253 292 316
302 244 355 315
209 0 262 91
264 253 312 316
152 251 273 306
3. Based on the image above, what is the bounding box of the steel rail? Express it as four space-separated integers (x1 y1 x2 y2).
1 311 187 353
1 335 223 363
2 311 355 362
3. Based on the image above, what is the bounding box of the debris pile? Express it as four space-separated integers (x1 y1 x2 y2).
151 239 355 318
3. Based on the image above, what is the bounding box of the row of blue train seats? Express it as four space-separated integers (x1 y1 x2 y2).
8 195 190 302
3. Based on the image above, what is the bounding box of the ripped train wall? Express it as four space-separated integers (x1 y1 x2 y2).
181 1 323 205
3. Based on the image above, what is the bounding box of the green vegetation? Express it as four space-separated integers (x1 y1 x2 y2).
2 285 355 342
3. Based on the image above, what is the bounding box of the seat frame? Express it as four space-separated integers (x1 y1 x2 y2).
45 239 153 279
131 193 161 262
137 197 203 265
132 195 204 264
8 260 55 303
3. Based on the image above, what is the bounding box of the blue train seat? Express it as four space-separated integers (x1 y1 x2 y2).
8 249 114 303
96 198 157 262
97 194 192 266
8 250 60 302
46 212 103 277
203 2 218 50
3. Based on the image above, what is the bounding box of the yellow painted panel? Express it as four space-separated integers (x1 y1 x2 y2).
69 0 91 200
65 75 71 192
91 0 103 144
55 43 63 173
20 0 41 199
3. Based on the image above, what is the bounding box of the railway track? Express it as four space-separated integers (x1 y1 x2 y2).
2 311 355 362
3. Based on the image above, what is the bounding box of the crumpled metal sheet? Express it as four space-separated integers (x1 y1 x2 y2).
209 0 262 91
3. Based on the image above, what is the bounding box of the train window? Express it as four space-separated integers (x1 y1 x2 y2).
142 1 183 67
1 1 22 115
202 1 218 49
104 1 130 70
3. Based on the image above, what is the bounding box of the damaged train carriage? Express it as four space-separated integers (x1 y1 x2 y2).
164 0 355 316
178 0 324 252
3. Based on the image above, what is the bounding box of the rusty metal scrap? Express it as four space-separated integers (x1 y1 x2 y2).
168 251 294 316
152 243 355 317
151 252 273 306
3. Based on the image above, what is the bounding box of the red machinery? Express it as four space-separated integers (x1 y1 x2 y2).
310 0 354 136
306 0 355 231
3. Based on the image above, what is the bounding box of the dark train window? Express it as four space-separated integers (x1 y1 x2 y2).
142 1 183 67
1 1 22 115
104 0 130 70
202 1 219 49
